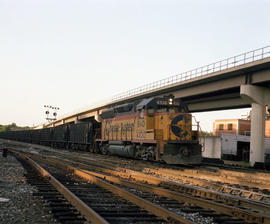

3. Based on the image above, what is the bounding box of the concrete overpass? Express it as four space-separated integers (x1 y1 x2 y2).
46 46 270 166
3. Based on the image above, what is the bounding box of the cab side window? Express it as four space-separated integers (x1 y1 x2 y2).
148 108 154 117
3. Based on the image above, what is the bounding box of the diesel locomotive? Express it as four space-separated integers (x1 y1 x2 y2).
0 96 202 164
98 96 202 164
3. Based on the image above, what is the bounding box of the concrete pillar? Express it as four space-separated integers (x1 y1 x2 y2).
250 103 265 165
240 84 270 166
75 118 82 124
95 113 101 122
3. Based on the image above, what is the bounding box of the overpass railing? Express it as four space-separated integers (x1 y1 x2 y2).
112 45 270 101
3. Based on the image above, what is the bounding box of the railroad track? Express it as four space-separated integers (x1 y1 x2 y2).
37 146 270 188
8 144 270 199
141 167 270 202
12 151 194 224
14 155 87 224
11 149 270 224
54 149 270 198
35 147 270 199
9 142 270 186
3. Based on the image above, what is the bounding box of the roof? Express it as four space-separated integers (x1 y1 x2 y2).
136 98 155 110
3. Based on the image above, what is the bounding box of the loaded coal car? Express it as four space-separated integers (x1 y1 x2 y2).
68 122 96 151
0 130 13 141
0 130 27 142
97 96 202 164
22 130 33 143
14 130 27 142
31 129 41 145
39 127 53 147
50 124 69 149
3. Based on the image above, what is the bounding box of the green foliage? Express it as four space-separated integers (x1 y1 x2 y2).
0 125 10 132
0 123 30 132
199 130 214 137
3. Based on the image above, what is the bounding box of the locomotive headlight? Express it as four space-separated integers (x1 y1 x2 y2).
168 98 173 105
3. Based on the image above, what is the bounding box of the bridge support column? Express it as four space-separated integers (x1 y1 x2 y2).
250 103 265 165
240 84 270 166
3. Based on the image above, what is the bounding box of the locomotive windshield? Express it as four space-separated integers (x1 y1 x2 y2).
136 96 189 113
156 99 187 113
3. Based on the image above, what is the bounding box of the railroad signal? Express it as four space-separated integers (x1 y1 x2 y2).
44 105 59 123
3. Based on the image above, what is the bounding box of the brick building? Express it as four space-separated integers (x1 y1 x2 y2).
213 118 270 137
265 120 270 137
213 119 251 136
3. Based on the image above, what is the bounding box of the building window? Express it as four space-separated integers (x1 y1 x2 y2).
219 124 224 130
228 123 233 130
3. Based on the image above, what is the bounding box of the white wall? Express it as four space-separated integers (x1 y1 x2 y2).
200 136 221 159
221 133 270 155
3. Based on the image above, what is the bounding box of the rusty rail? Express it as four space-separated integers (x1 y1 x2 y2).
18 150 270 223
12 150 193 224
80 168 270 224
11 151 109 224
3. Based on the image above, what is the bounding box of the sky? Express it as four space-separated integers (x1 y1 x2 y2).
0 0 269 131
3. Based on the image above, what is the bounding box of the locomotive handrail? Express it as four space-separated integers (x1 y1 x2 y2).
112 46 270 101
192 116 205 152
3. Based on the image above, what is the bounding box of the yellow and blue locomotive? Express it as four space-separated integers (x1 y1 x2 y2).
98 96 202 164
0 96 202 165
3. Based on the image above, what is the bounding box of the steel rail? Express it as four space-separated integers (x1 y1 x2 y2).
142 168 270 199
46 149 270 191
8 141 270 186
10 151 109 224
69 151 270 194
79 168 270 224
63 158 270 215
20 150 270 218
15 151 194 224
71 169 193 224
204 167 270 180
40 148 270 190
26 148 270 224
164 166 270 183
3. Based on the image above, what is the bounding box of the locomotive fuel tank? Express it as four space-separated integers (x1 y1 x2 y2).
107 141 135 158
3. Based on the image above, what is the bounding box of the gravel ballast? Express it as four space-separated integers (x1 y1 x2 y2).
0 152 60 224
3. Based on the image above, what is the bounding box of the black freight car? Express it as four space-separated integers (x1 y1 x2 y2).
15 130 26 142
68 122 94 151
39 128 53 147
51 124 69 149
31 129 41 144
24 130 33 143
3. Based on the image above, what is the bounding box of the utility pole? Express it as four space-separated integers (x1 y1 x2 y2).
44 105 59 123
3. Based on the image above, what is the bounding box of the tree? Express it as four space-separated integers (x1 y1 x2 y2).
199 130 213 137
0 123 30 132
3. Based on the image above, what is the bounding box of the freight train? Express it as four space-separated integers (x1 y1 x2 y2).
0 96 202 164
